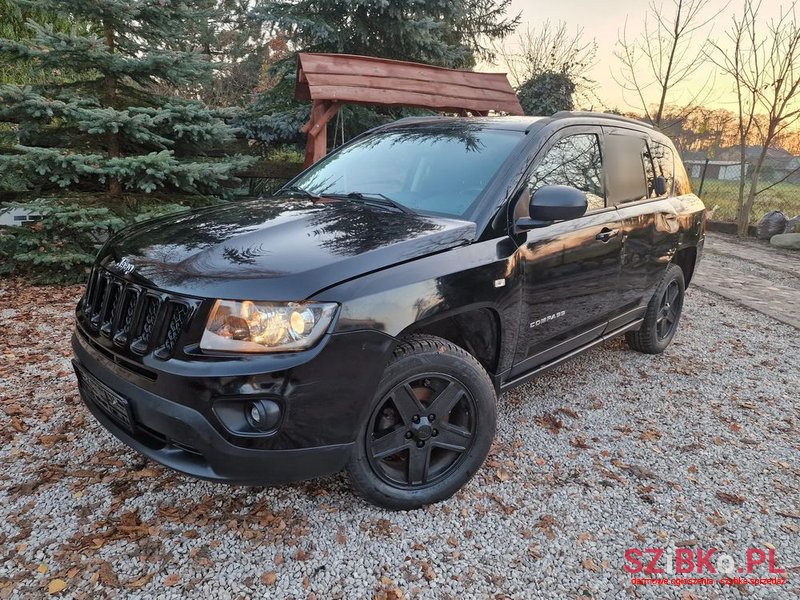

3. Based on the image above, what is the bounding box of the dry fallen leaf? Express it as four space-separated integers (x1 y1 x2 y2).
582 558 601 572
295 549 310 561
163 574 180 587
97 561 120 587
557 407 579 419
126 573 152 589
622 464 657 480
570 436 591 449
260 572 277 586
47 579 66 595
130 468 159 480
640 429 662 441
534 413 563 434
36 564 48 574
716 491 746 506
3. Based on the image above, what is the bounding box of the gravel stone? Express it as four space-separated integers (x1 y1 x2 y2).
0 275 798 599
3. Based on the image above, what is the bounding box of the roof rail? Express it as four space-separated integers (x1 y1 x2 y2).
551 110 654 130
384 116 451 126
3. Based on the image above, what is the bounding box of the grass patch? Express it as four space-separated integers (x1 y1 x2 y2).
692 179 800 222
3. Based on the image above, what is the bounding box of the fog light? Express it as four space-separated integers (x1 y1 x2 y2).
245 399 281 431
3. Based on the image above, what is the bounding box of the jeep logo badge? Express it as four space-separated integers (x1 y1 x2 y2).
115 258 136 275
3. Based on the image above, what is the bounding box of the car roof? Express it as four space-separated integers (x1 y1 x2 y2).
381 115 545 132
381 111 663 139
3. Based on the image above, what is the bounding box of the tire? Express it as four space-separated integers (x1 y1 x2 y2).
347 334 496 510
626 263 685 354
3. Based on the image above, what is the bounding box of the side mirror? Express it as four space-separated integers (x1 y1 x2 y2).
516 185 588 229
654 175 668 196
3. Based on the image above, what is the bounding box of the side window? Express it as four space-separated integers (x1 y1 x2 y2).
645 140 674 197
605 135 648 205
673 153 693 196
527 133 605 211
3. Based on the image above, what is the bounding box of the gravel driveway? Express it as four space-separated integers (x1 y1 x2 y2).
1 267 798 599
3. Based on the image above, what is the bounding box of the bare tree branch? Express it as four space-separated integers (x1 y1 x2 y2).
707 0 800 235
494 20 598 107
613 0 721 127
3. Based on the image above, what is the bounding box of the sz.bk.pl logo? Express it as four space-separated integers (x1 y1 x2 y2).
625 547 785 576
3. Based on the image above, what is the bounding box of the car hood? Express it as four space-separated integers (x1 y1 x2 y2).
98 197 476 300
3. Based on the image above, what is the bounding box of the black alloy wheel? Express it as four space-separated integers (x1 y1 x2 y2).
626 263 686 354
347 335 496 510
656 279 682 341
366 374 477 488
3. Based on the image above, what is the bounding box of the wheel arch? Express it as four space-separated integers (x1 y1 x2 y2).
395 304 503 377
672 245 698 286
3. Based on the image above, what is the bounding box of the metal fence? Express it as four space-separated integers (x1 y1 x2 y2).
683 156 800 223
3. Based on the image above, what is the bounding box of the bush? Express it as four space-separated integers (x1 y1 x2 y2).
517 71 576 116
0 199 188 283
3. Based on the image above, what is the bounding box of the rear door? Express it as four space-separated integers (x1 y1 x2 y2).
509 127 623 377
604 129 681 321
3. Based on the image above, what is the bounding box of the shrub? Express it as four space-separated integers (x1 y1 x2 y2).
0 199 188 283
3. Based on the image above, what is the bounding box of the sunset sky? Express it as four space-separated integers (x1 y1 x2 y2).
494 0 792 113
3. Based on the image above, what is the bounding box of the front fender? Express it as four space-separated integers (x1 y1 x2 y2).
310 237 521 375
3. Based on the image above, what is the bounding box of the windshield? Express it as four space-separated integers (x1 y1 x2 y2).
289 126 525 218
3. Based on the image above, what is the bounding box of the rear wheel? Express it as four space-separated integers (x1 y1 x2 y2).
347 335 496 510
626 263 685 354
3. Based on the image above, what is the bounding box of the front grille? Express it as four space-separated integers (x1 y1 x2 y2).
81 268 195 359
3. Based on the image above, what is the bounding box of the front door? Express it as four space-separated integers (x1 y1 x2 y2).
510 128 623 377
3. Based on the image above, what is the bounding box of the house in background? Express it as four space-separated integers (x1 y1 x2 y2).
681 146 800 184
0 207 43 227
683 158 745 181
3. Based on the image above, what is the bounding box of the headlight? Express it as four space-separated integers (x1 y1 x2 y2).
200 300 338 353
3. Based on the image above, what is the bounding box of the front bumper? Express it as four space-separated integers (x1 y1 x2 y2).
72 327 395 485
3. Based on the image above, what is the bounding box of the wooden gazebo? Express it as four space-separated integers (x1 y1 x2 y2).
295 53 523 166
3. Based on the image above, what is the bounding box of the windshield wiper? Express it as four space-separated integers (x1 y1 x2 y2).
338 192 416 215
275 185 320 199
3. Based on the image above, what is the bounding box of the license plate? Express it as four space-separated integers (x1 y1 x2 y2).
76 366 135 434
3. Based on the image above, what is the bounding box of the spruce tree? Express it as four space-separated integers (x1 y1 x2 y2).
242 0 519 146
0 0 252 198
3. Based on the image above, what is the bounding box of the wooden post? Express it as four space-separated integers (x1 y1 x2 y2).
302 100 340 167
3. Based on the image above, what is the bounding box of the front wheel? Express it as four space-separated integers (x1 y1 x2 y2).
347 335 496 510
626 263 685 354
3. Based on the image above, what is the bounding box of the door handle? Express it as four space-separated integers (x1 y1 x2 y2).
596 228 620 242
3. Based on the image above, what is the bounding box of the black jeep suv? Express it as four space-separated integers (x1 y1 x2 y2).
72 112 705 509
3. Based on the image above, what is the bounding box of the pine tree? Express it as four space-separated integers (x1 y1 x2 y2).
0 0 252 198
